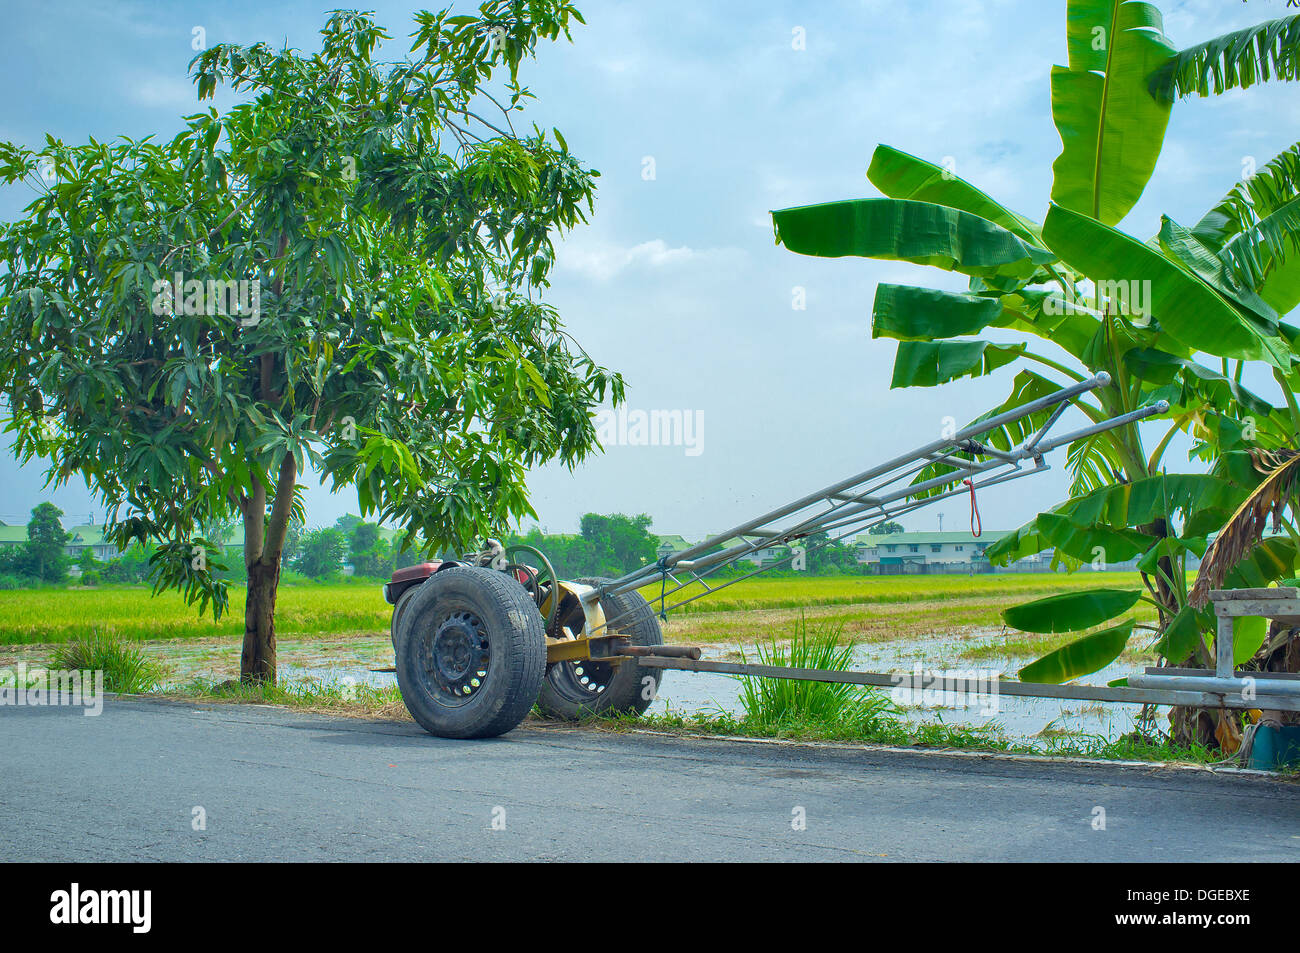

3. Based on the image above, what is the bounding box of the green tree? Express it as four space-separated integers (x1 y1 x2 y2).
578 513 657 576
102 543 152 584
868 521 904 536
347 520 384 577
23 502 70 582
280 516 304 569
295 528 346 579
0 4 619 683
774 4 1300 747
334 514 363 536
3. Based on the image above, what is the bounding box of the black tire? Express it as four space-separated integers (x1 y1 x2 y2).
390 585 418 654
394 566 546 739
536 577 663 720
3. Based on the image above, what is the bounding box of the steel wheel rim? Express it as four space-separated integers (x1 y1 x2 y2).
548 658 614 703
417 608 490 708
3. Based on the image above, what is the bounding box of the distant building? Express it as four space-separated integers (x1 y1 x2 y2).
851 531 1076 574
654 535 693 560
712 537 791 568
0 517 408 570
0 518 121 561
852 531 1010 574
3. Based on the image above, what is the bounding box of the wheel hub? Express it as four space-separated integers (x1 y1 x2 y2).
433 615 480 682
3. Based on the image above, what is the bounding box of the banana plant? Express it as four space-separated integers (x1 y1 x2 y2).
773 2 1300 743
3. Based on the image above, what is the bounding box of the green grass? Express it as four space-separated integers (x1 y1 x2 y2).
736 615 896 731
156 670 1253 770
48 629 166 693
638 571 1146 614
595 707 1233 765
0 572 1146 646
168 676 409 718
0 582 391 644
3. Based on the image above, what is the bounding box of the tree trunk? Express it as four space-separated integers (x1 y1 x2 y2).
241 557 279 684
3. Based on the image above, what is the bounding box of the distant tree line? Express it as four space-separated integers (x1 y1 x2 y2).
505 513 659 579
0 505 879 590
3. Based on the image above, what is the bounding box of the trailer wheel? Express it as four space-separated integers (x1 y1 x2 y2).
536 578 663 720
394 566 546 739
390 584 418 653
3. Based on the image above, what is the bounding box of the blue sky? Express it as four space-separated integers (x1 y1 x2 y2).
1 0 1298 540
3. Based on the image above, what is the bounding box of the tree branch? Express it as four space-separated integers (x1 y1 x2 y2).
261 450 299 567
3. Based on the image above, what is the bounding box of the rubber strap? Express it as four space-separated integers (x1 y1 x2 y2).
963 478 982 538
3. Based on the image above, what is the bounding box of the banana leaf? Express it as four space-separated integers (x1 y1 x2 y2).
1034 511 1150 563
1152 604 1207 665
866 145 1044 246
872 284 1004 341
773 198 1055 280
890 340 1023 388
1049 0 1175 225
1017 619 1135 684
1001 587 1140 633
1043 204 1283 365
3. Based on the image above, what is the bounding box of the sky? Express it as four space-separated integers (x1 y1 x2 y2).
1 0 1298 542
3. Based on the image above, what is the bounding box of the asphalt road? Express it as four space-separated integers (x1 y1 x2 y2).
2 697 1298 861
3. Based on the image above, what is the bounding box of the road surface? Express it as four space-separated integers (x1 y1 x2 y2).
2 697 1297 861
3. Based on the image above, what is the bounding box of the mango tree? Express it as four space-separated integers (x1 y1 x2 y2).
773 3 1300 747
0 3 620 683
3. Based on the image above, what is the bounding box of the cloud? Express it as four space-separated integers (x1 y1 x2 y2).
556 237 747 281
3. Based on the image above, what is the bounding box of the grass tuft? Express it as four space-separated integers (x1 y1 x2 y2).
735 614 896 732
49 629 166 693
169 676 410 720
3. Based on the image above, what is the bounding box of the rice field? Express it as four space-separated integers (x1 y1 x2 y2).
0 571 1147 646
0 582 390 644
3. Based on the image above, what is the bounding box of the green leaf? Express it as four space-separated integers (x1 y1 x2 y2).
1149 15 1300 102
1152 604 1206 665
872 284 1003 341
1018 619 1135 684
1001 587 1141 633
890 340 1023 389
1042 204 1279 364
1059 472 1246 530
1218 196 1300 317
1122 348 1275 417
1135 534 1207 574
1049 0 1176 225
997 288 1102 355
1157 215 1277 324
1230 615 1268 667
1035 511 1150 563
1222 537 1299 590
772 198 1055 280
866 145 1043 246
1193 142 1300 250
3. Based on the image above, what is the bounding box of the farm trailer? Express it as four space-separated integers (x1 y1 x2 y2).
380 373 1300 739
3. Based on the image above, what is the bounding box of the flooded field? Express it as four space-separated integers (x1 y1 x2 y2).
0 625 1153 745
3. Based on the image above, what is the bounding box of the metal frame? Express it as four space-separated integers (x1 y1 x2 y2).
586 372 1165 635
1125 588 1300 706
547 374 1300 715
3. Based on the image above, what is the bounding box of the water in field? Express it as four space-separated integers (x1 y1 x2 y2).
240 629 1150 744
0 617 1152 745
643 633 1148 744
